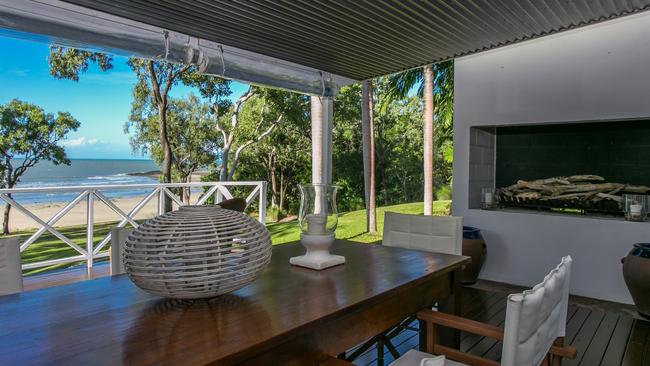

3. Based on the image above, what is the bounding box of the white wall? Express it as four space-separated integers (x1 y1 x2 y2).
452 12 650 304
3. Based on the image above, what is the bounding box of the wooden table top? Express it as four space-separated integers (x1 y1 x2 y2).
0 240 469 366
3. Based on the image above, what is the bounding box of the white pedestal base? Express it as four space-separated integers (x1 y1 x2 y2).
290 233 346 270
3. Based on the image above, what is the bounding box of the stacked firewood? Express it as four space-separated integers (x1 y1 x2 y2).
497 175 650 204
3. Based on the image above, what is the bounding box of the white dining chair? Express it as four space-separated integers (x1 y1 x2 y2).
110 227 133 275
0 237 23 295
364 212 463 364
382 212 463 255
389 256 576 366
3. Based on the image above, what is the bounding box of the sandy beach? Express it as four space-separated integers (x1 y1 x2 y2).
5 193 204 232
3 169 210 232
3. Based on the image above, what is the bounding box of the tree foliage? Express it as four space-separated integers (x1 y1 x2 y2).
126 94 217 203
0 99 79 233
48 46 113 81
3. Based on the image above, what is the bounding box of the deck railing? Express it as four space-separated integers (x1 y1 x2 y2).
0 181 267 271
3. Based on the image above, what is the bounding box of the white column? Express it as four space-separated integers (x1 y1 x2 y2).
311 96 333 185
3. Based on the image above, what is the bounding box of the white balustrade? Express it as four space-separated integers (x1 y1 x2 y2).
0 181 267 271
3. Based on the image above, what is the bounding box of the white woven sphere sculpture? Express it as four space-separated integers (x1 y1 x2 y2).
123 206 272 299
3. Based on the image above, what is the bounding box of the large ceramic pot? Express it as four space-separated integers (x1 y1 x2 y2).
622 243 650 318
462 226 487 284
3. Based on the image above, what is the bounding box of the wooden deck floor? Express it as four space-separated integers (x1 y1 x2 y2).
347 287 650 366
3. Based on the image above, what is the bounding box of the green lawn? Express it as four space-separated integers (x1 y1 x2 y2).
6 200 451 275
268 200 451 244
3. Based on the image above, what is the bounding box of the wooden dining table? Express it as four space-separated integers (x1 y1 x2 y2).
0 240 469 366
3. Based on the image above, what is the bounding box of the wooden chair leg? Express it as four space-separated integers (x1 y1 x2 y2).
551 337 565 366
377 337 384 366
426 320 438 353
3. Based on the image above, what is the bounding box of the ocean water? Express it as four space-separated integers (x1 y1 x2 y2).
5 159 161 204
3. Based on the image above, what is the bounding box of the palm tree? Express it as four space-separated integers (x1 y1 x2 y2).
381 61 454 215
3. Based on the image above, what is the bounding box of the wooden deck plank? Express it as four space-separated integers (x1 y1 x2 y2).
566 307 592 343
578 312 619 365
601 316 635 366
460 289 502 318
457 293 507 361
463 302 507 359
622 320 650 366
566 310 606 365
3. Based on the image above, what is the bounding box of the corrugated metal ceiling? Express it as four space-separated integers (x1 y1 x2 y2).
60 0 650 80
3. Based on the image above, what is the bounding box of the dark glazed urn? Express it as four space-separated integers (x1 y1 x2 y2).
622 243 650 318
462 226 487 284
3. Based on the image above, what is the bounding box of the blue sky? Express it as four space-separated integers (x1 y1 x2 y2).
0 35 249 159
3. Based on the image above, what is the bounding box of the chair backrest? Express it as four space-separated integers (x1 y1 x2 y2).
501 256 572 366
382 212 463 255
110 227 133 275
0 237 23 295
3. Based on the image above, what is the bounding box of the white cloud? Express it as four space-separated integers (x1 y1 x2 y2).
62 137 103 147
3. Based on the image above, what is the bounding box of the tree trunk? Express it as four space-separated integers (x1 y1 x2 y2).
2 162 13 235
361 81 377 233
182 175 191 205
269 151 277 209
423 64 435 215
219 147 230 182
2 194 10 235
158 103 173 212
375 140 388 206
279 169 286 214
265 149 278 221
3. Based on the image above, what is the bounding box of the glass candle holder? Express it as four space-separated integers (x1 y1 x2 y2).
298 184 339 235
481 187 497 210
291 184 345 270
625 194 648 222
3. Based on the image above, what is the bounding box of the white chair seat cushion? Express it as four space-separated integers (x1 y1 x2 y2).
389 350 467 366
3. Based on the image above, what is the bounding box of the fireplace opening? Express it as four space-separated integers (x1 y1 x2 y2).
468 120 650 217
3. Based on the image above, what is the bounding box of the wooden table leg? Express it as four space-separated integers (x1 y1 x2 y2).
419 270 461 352
435 269 462 348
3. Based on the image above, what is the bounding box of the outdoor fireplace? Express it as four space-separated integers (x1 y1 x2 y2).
453 11 650 304
468 120 650 217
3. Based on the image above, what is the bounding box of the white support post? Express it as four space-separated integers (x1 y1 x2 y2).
86 192 94 269
157 188 165 215
259 182 267 224
110 227 133 275
0 238 23 295
311 96 334 185
291 96 344 270
311 96 334 217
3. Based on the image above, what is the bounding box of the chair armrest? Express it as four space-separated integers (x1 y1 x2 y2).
319 357 355 366
417 309 504 340
433 345 500 366
550 342 577 359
